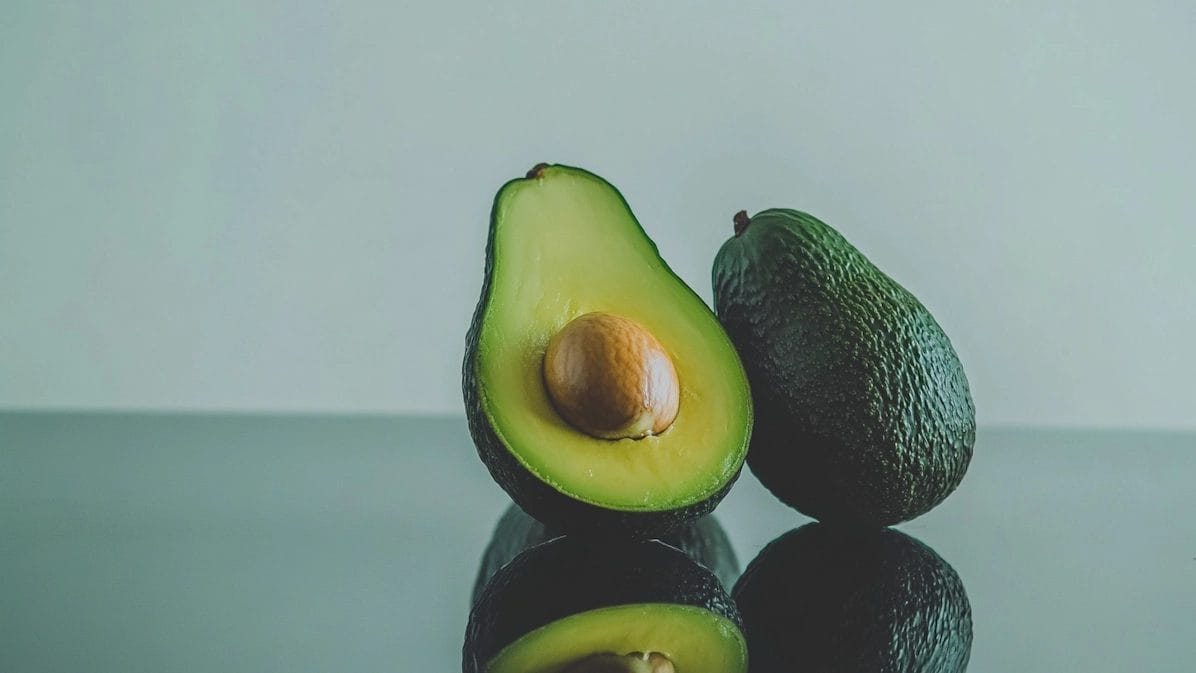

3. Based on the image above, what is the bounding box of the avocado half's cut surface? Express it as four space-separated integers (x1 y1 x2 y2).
732 523 972 673
465 536 746 673
464 164 752 536
713 209 974 526
471 504 740 601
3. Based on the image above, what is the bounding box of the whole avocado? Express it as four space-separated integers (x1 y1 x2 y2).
713 209 974 526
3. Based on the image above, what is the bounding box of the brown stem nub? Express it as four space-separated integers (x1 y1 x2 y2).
526 163 551 179
733 210 751 236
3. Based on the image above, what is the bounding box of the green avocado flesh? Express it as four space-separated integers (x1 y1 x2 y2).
486 603 746 673
472 165 751 511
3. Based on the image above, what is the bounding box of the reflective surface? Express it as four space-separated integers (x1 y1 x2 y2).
2 413 1194 672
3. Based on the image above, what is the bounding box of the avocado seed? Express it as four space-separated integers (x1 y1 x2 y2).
543 312 680 440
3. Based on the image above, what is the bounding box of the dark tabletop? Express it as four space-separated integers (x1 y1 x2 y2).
1 413 1193 672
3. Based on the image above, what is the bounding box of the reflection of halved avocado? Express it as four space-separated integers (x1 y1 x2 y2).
471 504 740 601
732 524 972 673
463 164 752 536
464 537 746 673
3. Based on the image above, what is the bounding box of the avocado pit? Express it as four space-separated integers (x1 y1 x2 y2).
543 312 680 440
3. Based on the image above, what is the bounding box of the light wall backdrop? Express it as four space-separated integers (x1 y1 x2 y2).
2 2 1194 429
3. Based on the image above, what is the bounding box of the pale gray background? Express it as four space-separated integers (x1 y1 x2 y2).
2 2 1194 428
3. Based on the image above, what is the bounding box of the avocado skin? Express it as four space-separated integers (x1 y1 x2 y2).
464 537 742 673
470 504 555 603
463 165 742 538
732 524 972 673
471 504 740 602
712 209 974 526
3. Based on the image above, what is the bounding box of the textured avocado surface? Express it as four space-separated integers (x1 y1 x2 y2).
464 164 752 536
465 537 746 673
713 209 974 526
732 523 972 673
471 504 740 601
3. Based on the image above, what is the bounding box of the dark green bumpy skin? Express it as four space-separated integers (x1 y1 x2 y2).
471 504 740 602
464 537 743 673
733 524 972 673
463 165 742 538
713 209 974 526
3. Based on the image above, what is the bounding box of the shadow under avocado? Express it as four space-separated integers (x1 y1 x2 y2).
733 523 972 673
464 505 745 673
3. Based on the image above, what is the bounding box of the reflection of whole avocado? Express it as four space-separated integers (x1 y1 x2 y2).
733 524 972 673
471 504 740 601
463 164 753 537
713 209 974 526
465 537 747 673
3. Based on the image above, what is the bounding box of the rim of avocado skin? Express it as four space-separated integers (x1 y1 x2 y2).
463 537 747 673
462 164 752 537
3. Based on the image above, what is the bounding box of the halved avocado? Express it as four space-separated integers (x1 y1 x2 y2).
463 164 752 536
464 537 746 673
732 523 972 672
471 504 740 601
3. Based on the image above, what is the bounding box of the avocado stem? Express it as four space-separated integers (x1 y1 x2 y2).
733 210 751 236
526 163 551 179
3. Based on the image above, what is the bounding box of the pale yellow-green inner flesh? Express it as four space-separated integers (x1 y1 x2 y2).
476 166 751 510
486 603 747 673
